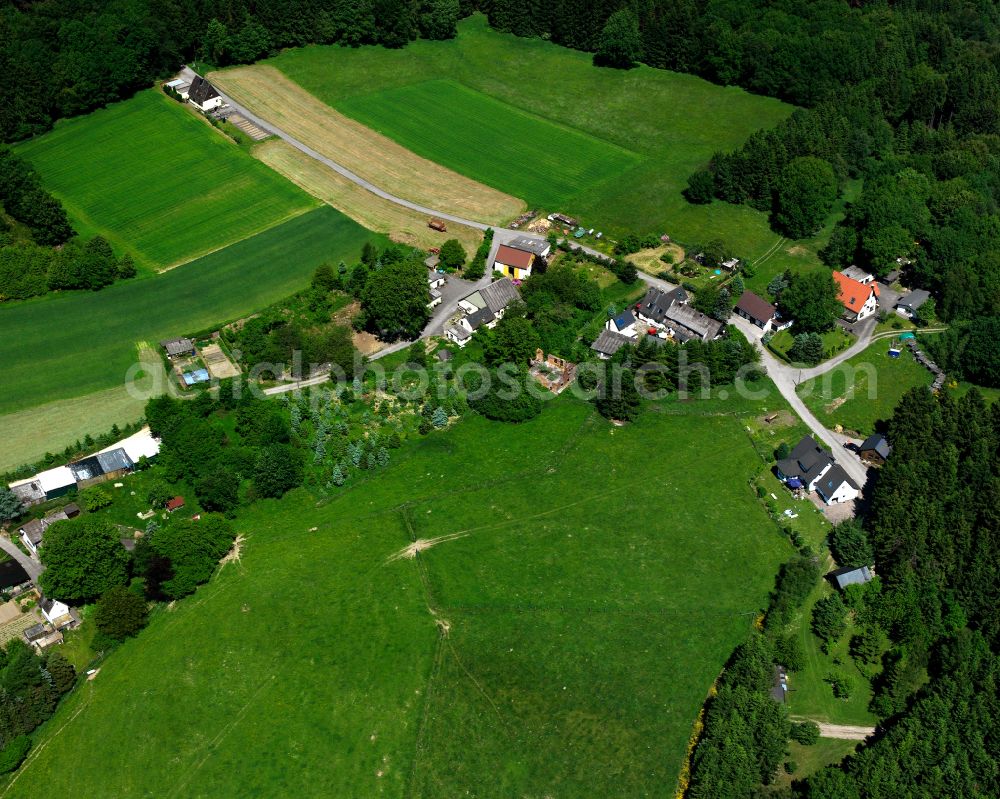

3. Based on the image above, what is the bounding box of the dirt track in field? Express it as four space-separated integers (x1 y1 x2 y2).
254 140 484 254
208 66 524 225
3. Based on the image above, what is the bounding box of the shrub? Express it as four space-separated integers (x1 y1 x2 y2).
80 485 112 511
825 671 853 699
0 736 30 774
94 585 148 641
790 721 820 745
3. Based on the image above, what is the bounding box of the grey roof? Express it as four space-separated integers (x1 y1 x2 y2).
465 306 496 331
508 235 550 256
63 502 80 517
841 266 873 283
859 434 891 460
591 329 633 357
19 518 45 545
424 255 440 269
816 464 859 499
897 289 930 310
637 286 688 325
610 309 636 329
40 597 59 615
663 302 723 341
776 436 833 483
437 349 453 361
446 324 470 341
23 623 49 642
97 448 133 474
161 337 195 357
429 288 442 300
830 565 873 590
188 76 220 105
479 278 521 314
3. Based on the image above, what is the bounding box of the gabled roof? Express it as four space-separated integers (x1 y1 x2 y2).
494 245 533 269
833 271 879 313
166 496 185 511
637 286 688 323
508 236 550 256
465 306 496 331
445 324 471 341
816 464 859 497
478 278 521 314
776 436 834 482
829 565 873 590
591 329 632 357
663 302 723 341
96 448 133 474
611 309 636 329
188 76 220 105
841 266 873 283
735 290 776 324
859 434 891 459
161 337 195 356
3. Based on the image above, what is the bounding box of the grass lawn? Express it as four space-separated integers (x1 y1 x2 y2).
769 327 855 365
10 397 793 798
257 15 796 262
797 339 932 436
779 738 860 786
338 79 642 211
15 90 316 271
0 206 385 420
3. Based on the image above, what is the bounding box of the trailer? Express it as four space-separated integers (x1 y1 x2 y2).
428 218 447 232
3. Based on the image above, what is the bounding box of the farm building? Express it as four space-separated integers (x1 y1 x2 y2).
161 337 196 359
591 329 633 360
508 236 551 259
605 309 638 338
164 78 191 99
188 76 223 112
895 289 931 319
859 434 891 466
493 244 535 281
833 271 880 322
830 565 874 591
166 496 186 512
23 622 63 652
734 290 777 331
9 465 75 504
427 269 446 290
428 288 443 309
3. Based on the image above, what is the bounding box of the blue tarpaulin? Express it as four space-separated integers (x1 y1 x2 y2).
786 478 803 489
182 368 210 386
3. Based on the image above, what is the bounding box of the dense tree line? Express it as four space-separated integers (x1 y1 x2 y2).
0 0 466 143
926 318 1000 388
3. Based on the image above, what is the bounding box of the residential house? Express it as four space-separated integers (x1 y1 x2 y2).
814 464 860 505
188 76 223 112
829 565 874 591
427 269 446 290
40 597 74 629
446 278 521 347
18 508 70 555
661 302 724 342
509 236 551 259
635 286 688 331
605 309 638 338
591 329 633 360
775 436 834 492
161 337 196 359
734 290 777 332
833 271 880 322
895 289 931 319
858 434 891 466
493 244 535 281
841 266 874 285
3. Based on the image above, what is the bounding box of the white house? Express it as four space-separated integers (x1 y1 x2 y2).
427 269 446 290
446 278 520 348
833 271 880 322
428 288 443 309
814 465 860 505
40 597 73 628
895 289 931 319
605 309 638 338
188 76 223 112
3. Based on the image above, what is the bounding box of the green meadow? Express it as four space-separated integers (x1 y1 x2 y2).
270 15 796 261
0 206 384 417
10 398 792 798
338 79 642 210
15 90 315 270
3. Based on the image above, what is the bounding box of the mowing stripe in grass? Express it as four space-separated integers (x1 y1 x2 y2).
0 206 385 418
15 89 316 270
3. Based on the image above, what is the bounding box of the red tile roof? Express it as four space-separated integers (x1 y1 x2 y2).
494 245 534 269
833 271 878 312
166 496 185 511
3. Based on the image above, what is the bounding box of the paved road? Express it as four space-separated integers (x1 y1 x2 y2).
0 535 42 584
730 316 870 488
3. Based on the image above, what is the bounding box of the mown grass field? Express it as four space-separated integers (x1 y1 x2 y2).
264 15 796 262
9 398 792 798
338 79 642 211
15 90 315 270
0 207 384 418
797 339 932 436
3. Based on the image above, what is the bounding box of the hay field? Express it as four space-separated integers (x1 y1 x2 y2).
208 66 524 225
254 139 483 253
15 90 315 271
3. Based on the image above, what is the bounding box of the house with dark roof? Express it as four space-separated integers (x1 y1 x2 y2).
591 329 633 360
895 289 931 319
635 286 688 330
829 565 874 591
841 266 874 285
493 244 535 281
23 622 63 651
815 464 860 505
508 236 551 258
188 76 223 112
69 447 134 487
859 434 891 466
18 507 70 555
662 302 724 342
833 271 880 322
775 436 835 492
605 308 638 338
161 337 196 359
734 290 777 332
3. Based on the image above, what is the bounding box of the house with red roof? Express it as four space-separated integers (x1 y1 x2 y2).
833 270 880 322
